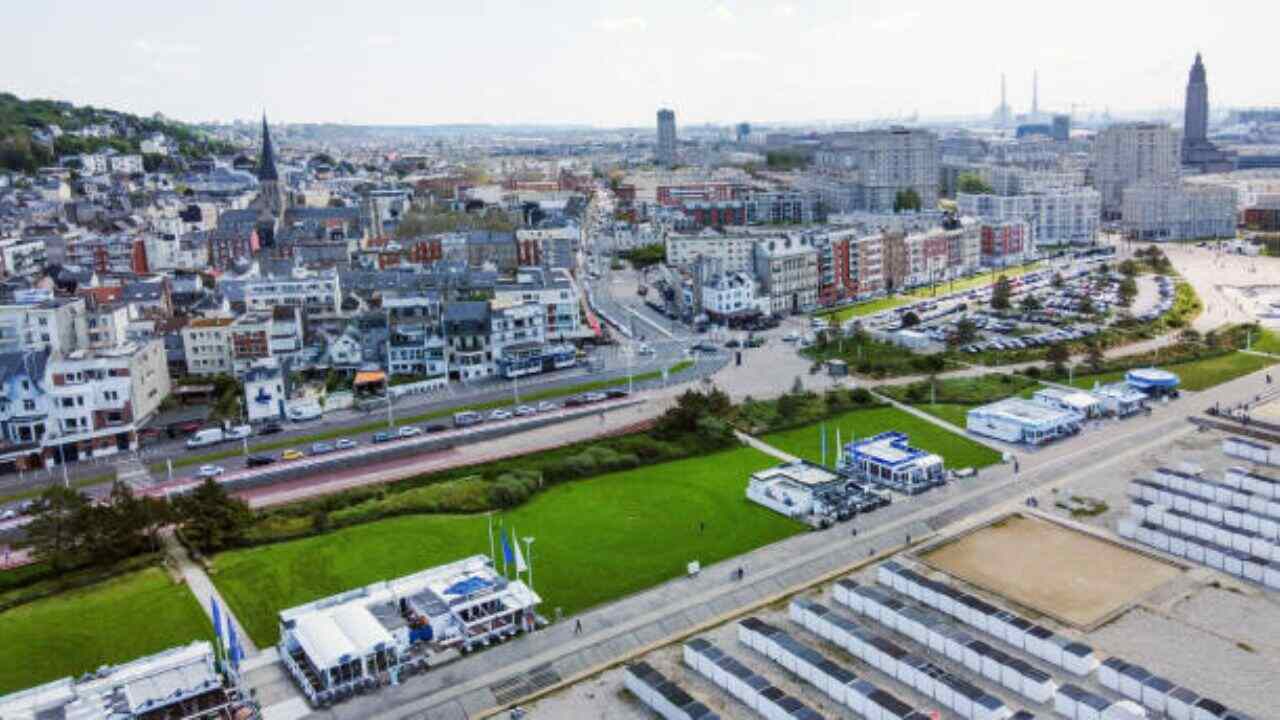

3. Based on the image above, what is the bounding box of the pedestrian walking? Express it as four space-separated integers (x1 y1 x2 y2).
573 619 583 635
1013 458 1019 474
699 520 705 534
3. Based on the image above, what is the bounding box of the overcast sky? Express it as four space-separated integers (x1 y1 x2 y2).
3 0 1272 127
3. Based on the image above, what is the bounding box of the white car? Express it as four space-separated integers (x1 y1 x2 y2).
397 425 422 438
488 408 513 421
196 465 225 479
0 510 16 521
334 438 358 450
514 405 537 417
537 401 559 413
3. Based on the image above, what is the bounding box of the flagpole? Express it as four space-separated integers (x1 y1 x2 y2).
488 514 496 566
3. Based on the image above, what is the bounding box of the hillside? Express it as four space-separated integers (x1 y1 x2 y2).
0 92 237 174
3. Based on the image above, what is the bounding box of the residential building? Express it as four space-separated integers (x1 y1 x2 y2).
85 303 130 349
665 233 756 273
701 271 765 320
1052 114 1071 142
957 188 1100 246
180 318 233 376
1093 123 1182 215
753 235 819 315
0 237 48 279
0 297 88 356
515 224 578 270
443 301 492 381
385 295 447 378
45 340 170 462
243 270 342 316
492 267 585 341
0 350 52 471
490 300 551 379
243 358 286 423
746 190 819 225
63 233 150 274
656 108 677 167
107 154 144 175
978 221 1033 267
815 127 940 212
1120 182 1237 242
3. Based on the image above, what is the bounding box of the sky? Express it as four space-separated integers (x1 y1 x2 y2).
3 0 1274 127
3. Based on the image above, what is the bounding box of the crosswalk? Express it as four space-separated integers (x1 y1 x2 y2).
115 456 155 489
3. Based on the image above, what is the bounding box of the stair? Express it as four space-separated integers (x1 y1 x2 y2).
115 456 155 489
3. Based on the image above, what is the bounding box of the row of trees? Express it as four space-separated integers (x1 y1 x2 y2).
24 478 252 570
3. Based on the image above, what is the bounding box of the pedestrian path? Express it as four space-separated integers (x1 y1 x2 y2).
115 455 155 489
162 529 259 655
733 430 797 463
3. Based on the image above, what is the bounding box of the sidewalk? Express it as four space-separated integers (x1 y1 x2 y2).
162 529 259 655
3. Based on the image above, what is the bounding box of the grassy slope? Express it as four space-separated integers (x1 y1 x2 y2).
1069 351 1278 392
761 405 1002 470
0 567 211 694
212 445 802 647
815 263 1041 324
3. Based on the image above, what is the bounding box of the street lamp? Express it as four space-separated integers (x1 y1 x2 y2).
522 536 536 591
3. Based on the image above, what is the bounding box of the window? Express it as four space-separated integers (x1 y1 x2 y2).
23 399 35 412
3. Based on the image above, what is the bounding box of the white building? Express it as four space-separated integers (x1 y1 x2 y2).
107 154 144 175
180 318 233 376
278 555 540 707
957 188 1101 246
243 270 342 316
815 127 940 212
1032 387 1104 419
0 237 48 279
1120 182 1237 242
840 431 946 494
0 297 88 356
1093 123 1183 215
492 267 586 341
665 233 756 273
753 234 819 315
243 358 286 423
966 397 1083 445
0 641 254 720
746 460 843 519
701 271 765 319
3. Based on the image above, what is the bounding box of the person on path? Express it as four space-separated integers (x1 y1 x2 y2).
574 619 583 635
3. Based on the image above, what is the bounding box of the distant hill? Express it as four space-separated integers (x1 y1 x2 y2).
0 92 237 174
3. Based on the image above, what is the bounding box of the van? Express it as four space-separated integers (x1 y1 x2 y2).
186 428 225 448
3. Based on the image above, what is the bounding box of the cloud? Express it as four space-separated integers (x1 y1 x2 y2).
712 3 735 22
711 49 766 65
366 34 395 48
870 10 922 32
594 16 648 32
774 3 796 18
133 40 199 56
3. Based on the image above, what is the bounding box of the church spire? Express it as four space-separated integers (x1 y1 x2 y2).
258 113 279 183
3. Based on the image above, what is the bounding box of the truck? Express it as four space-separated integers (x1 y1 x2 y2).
186 428 225 448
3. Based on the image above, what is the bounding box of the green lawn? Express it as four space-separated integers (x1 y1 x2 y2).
1250 329 1280 356
815 263 1042 325
906 403 975 429
761 405 1002 471
0 567 211 694
165 360 698 471
879 375 1042 430
212 445 803 648
1069 351 1278 392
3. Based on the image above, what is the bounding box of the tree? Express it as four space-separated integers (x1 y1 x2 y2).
990 276 1012 310
1180 328 1202 345
1020 294 1042 314
1085 340 1105 373
893 188 922 213
1118 259 1139 278
23 486 92 570
949 317 979 347
1118 277 1138 307
900 311 921 328
1051 272 1065 289
173 478 253 554
1078 294 1096 315
1046 343 1070 376
956 172 993 194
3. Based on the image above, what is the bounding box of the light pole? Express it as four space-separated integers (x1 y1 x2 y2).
522 536 535 591
385 308 395 429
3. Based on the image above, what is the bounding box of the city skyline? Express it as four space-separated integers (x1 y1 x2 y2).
2 0 1276 127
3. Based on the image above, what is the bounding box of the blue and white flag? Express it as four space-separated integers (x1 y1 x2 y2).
211 596 224 641
228 621 241 671
501 527 515 567
512 526 527 574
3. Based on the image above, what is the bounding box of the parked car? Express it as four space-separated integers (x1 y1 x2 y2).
280 449 305 461
288 406 321 422
196 465 225 479
258 422 284 435
488 408 513 421
334 438 358 450
605 388 629 399
185 427 225 449
537 401 559 413
398 425 423 438
225 424 252 440
1 509 17 521
582 391 608 403
424 424 448 433
246 455 276 468
514 405 537 417
372 431 395 444
310 442 335 455
453 411 484 427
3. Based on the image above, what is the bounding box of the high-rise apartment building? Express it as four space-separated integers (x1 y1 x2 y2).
656 109 677 167
1092 123 1182 216
816 127 940 212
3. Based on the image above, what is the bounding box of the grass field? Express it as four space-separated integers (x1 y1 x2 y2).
0 567 211 694
165 361 697 471
212 445 803 647
814 263 1041 325
1069 351 1278 392
879 375 1043 430
760 405 1003 471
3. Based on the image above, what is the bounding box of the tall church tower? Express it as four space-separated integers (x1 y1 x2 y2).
253 113 286 247
1183 53 1209 146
